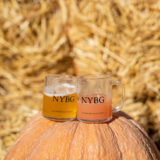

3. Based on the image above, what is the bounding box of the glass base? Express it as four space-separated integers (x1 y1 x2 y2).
43 115 76 122
77 116 112 123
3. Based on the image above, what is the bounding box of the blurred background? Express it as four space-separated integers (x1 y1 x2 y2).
0 0 160 159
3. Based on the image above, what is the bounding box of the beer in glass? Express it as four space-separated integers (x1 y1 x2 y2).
42 75 77 121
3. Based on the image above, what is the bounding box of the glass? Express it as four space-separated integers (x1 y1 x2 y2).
77 74 124 123
42 75 77 121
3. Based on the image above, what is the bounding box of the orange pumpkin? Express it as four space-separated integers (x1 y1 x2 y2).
5 112 160 160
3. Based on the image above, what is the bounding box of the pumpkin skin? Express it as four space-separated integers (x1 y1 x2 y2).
5 112 160 160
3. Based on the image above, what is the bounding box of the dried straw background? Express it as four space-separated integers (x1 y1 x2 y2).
0 0 160 159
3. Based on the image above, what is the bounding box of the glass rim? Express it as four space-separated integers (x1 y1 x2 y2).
45 74 76 80
77 74 112 80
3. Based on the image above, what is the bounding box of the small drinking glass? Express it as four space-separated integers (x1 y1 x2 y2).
42 75 77 121
77 74 124 123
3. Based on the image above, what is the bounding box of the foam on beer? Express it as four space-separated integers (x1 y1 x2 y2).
44 83 76 97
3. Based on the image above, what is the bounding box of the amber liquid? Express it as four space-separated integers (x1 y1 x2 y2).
77 94 112 122
43 92 77 120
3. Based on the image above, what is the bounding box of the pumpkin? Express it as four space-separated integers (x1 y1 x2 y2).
5 112 160 160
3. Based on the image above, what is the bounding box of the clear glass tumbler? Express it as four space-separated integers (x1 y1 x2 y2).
42 75 77 121
77 74 124 123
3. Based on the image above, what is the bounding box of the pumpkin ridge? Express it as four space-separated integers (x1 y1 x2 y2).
123 117 160 159
80 123 89 160
19 114 45 137
81 122 87 160
95 124 103 158
68 121 79 160
93 123 122 160
109 117 147 159
129 118 160 157
118 117 160 160
27 122 60 160
28 121 79 160
108 123 123 160
129 118 150 137
4 114 55 160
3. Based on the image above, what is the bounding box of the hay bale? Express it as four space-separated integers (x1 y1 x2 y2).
0 0 160 158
